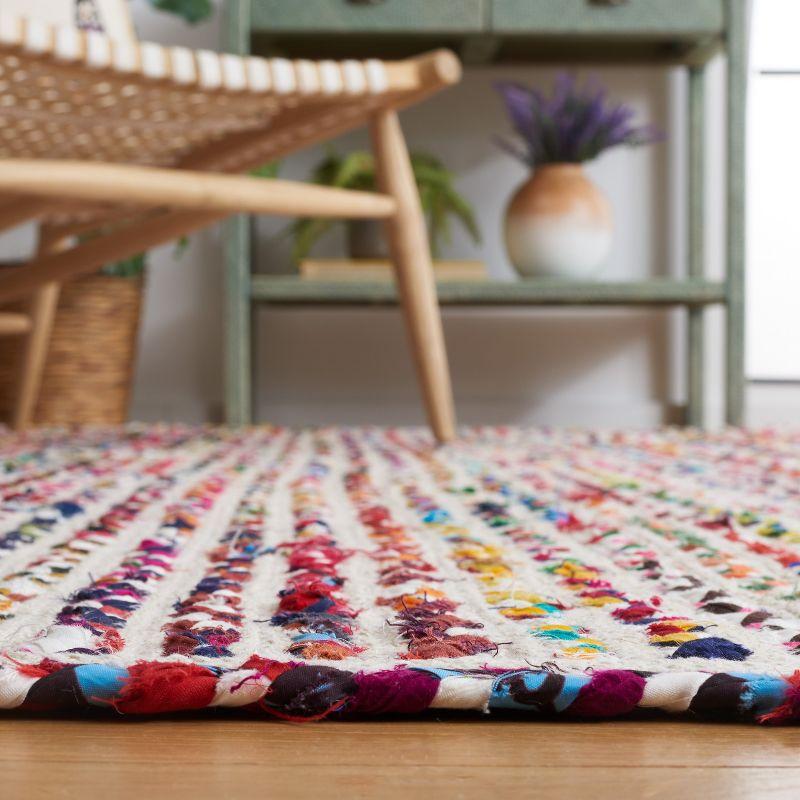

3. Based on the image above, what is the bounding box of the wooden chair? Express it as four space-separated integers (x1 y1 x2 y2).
0 1 458 441
0 242 63 432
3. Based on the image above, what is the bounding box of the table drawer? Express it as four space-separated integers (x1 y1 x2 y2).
491 0 725 37
251 1 485 34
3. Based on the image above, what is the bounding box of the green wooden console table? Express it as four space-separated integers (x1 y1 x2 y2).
222 0 748 428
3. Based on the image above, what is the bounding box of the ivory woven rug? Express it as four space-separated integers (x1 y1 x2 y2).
2 425 800 723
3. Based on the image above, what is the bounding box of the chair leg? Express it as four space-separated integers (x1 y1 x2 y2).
11 228 69 430
370 109 456 443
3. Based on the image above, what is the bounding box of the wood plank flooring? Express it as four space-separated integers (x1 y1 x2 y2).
2 716 799 799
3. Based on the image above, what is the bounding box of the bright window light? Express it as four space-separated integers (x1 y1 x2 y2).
747 0 800 379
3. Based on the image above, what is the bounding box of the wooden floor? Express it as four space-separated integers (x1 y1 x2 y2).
2 716 800 799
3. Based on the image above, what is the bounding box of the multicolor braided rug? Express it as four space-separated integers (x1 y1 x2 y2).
2 424 800 723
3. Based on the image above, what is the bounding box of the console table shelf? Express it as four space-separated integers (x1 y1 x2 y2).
223 0 748 429
249 277 727 307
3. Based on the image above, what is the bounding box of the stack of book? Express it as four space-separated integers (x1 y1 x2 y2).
298 259 487 282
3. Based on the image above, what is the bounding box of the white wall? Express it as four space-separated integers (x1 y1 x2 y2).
127 1 230 423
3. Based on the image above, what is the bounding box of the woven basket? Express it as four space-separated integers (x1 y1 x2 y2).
0 273 144 426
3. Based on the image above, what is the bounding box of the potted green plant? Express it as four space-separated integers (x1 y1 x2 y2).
495 74 660 280
291 151 480 262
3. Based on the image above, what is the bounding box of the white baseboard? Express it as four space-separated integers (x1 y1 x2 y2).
130 384 800 429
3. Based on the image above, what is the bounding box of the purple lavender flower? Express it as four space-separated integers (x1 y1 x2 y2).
494 74 662 168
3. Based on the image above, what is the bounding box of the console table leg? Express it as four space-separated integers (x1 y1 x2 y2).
687 64 706 428
223 1 253 427
725 0 748 426
224 214 252 426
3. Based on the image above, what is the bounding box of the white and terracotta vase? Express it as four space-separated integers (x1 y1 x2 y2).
503 164 613 280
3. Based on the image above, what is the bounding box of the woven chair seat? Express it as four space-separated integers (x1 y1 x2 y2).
0 13 456 222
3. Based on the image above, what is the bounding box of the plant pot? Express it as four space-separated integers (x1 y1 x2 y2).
503 164 613 280
347 219 391 260
0 273 144 425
